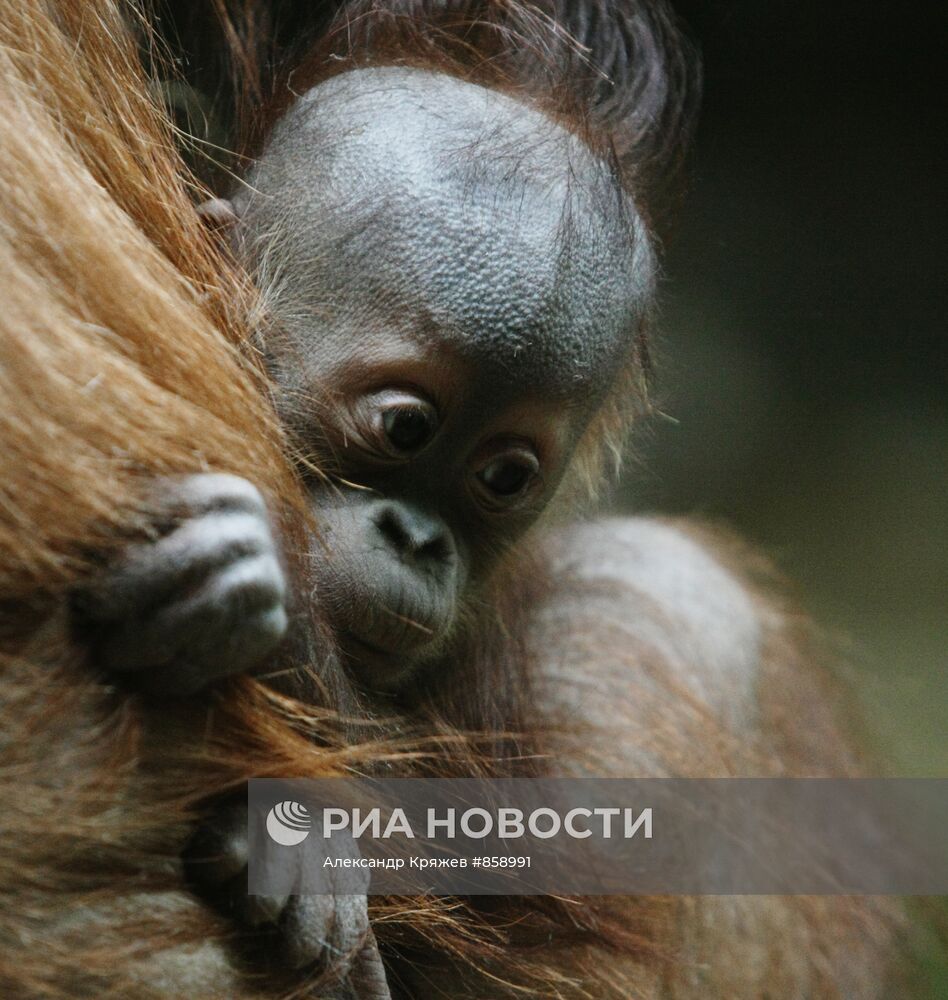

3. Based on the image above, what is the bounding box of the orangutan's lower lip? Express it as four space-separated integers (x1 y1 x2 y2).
342 632 393 659
340 631 430 670
340 620 441 660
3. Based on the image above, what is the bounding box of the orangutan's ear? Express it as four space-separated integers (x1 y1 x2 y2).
196 197 238 230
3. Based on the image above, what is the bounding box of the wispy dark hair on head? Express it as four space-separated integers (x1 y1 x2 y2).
156 1 698 229
272 1 698 227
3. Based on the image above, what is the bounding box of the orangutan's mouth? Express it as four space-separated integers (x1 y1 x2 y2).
338 607 445 658
339 630 438 689
342 631 392 659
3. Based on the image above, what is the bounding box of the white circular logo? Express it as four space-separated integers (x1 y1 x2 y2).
266 800 312 846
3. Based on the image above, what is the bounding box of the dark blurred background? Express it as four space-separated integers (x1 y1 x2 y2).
622 7 946 986
621 1 945 771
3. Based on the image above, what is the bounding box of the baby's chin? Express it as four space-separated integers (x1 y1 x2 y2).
336 629 444 693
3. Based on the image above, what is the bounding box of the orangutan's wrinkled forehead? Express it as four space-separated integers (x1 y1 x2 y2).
237 67 653 400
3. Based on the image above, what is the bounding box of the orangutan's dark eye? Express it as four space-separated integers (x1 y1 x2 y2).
382 405 436 453
354 389 439 459
473 446 540 509
478 458 532 496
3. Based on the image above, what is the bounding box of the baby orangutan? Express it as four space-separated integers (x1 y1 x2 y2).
82 68 652 698
232 68 652 690
76 68 655 987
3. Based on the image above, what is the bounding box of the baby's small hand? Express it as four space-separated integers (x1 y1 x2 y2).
185 799 390 996
74 473 287 695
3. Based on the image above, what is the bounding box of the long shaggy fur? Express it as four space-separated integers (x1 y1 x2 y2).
0 2 352 995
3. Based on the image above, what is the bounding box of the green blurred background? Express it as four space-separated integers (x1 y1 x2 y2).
623 0 946 775
621 4 946 990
